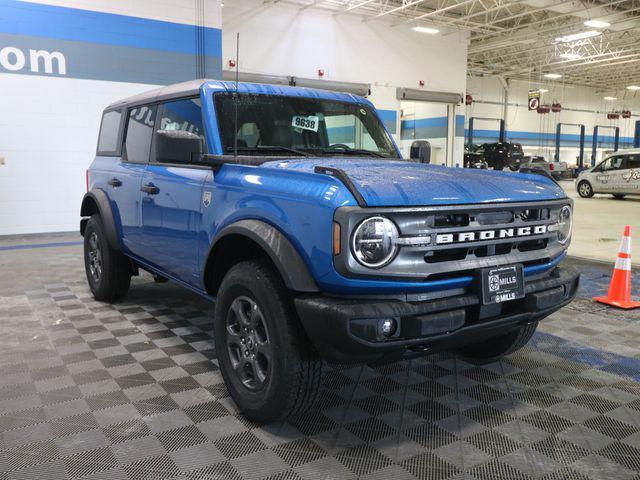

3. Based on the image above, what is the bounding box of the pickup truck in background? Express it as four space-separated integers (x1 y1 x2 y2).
520 156 568 180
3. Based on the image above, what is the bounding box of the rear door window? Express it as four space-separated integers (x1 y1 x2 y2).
123 105 157 164
97 110 122 155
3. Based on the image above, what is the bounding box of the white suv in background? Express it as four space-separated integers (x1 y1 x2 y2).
576 149 640 199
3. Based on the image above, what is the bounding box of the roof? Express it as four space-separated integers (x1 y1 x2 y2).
105 79 369 111
608 148 640 155
105 79 208 110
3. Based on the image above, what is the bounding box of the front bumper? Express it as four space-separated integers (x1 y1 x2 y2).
295 266 579 364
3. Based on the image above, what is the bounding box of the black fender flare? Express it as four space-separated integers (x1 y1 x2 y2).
206 219 319 293
80 189 120 251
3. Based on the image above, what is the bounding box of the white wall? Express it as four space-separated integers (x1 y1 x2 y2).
0 76 159 234
221 0 469 165
467 76 640 166
0 0 222 235
222 0 468 93
24 0 221 25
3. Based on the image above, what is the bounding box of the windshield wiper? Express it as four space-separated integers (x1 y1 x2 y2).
226 145 311 157
318 148 388 158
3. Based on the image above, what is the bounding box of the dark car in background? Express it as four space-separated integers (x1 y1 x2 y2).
475 141 525 171
463 144 488 169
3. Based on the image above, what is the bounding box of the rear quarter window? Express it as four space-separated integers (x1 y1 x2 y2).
123 105 157 164
97 110 123 156
625 155 640 169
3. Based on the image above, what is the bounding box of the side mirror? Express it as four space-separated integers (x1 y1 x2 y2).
156 130 202 164
410 140 431 164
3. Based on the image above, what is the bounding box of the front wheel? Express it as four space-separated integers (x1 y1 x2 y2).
457 322 538 361
214 260 323 423
577 180 594 198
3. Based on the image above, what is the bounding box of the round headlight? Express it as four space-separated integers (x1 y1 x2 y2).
351 216 399 268
557 205 572 244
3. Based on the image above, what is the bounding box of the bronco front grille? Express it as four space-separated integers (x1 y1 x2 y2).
334 200 570 281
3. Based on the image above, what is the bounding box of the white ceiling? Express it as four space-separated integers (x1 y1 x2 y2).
274 0 640 92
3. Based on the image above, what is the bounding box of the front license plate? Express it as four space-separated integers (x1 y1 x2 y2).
481 265 525 305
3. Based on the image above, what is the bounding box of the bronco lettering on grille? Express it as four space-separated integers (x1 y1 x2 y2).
435 225 547 245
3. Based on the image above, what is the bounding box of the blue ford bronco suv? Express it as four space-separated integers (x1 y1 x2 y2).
81 79 579 422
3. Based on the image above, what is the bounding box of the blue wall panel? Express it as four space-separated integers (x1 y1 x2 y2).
376 109 397 134
0 0 222 84
401 115 464 140
468 129 633 148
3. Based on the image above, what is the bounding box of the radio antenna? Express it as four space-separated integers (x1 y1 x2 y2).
233 32 239 161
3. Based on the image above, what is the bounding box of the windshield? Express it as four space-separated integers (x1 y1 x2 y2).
214 93 399 158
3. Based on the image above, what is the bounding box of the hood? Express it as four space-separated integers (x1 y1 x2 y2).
261 158 566 207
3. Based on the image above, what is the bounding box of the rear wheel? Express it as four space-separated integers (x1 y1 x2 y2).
457 322 538 361
612 194 626 199
214 260 323 423
577 180 594 198
84 214 131 301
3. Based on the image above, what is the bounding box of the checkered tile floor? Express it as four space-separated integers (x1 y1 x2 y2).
1 237 640 480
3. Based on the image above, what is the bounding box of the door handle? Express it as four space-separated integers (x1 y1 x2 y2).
140 183 160 195
107 177 122 187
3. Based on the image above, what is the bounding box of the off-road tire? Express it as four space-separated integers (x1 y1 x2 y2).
457 321 538 360
214 260 324 423
577 180 594 198
84 214 131 301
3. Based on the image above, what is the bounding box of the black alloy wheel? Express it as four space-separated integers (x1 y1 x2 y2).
225 296 273 391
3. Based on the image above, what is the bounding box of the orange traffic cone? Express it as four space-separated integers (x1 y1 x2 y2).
593 225 640 309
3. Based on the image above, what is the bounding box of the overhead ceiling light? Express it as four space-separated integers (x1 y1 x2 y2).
627 85 640 90
538 88 549 93
604 96 617 100
559 52 582 60
584 19 610 28
412 26 440 34
544 73 562 79
555 30 602 43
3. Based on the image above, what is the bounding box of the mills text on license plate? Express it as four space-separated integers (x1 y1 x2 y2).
481 265 525 305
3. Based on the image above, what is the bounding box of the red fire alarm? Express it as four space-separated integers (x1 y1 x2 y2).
551 103 562 113
622 110 632 118
607 112 620 120
419 80 425 87
228 59 236 68
537 105 551 114
465 94 473 106
318 69 324 77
